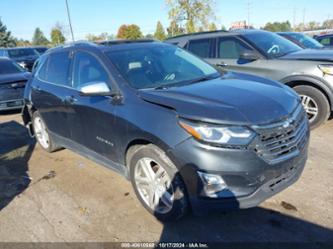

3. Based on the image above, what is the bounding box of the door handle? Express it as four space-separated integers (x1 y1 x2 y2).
216 62 228 67
63 95 78 104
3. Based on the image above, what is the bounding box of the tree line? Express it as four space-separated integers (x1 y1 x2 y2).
1 0 333 48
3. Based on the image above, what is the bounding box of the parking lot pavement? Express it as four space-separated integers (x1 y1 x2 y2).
0 111 332 243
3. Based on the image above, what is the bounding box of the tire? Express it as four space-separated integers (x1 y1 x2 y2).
32 111 61 153
128 144 189 221
293 85 330 129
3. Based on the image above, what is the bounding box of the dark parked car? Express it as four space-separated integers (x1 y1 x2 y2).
33 46 49 55
22 41 309 220
315 33 333 48
0 58 31 111
0 47 39 71
166 29 333 129
278 32 324 49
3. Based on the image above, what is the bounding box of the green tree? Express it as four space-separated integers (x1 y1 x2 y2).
263 21 292 32
0 18 16 47
50 25 66 45
117 24 143 40
208 22 217 31
15 39 31 47
167 20 185 37
323 19 333 29
154 21 166 40
32 28 49 46
166 0 216 34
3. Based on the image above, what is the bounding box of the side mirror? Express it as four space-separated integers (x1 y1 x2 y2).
239 50 260 61
79 81 111 96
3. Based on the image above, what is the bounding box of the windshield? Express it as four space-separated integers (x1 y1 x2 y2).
8 48 38 59
0 60 25 74
106 44 219 89
243 32 302 58
287 33 323 49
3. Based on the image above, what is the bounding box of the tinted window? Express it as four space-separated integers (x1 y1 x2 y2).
73 51 109 89
38 52 71 86
218 37 252 59
0 60 25 74
7 48 38 58
188 39 212 58
107 44 218 89
287 33 323 49
318 37 333 46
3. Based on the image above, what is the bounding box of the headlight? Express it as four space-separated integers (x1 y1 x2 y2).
318 64 333 75
179 119 255 146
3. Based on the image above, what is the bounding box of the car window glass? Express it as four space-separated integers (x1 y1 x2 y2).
0 50 4 56
38 52 71 86
0 60 25 74
73 51 109 89
319 37 330 46
188 39 212 58
218 38 252 59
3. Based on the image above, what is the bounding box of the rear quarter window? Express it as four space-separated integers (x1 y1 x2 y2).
187 38 213 58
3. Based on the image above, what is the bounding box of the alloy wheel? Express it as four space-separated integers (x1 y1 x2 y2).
300 95 319 122
134 157 174 214
33 116 50 149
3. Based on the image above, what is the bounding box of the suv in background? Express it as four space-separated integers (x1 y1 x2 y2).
166 29 333 129
22 41 309 220
0 47 39 71
278 32 324 49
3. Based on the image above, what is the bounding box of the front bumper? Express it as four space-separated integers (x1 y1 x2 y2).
169 133 309 215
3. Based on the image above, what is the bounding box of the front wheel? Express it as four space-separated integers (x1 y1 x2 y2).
294 85 330 129
128 144 189 221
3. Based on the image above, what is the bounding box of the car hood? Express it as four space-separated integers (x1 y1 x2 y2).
280 49 333 62
0 72 31 84
139 72 300 125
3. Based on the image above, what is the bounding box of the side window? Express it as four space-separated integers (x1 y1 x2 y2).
188 38 213 58
218 37 252 59
73 51 109 89
318 37 330 46
37 52 71 86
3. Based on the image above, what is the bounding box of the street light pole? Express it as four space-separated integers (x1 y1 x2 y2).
65 0 75 42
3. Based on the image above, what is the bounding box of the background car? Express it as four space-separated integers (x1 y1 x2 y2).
315 33 333 48
166 29 333 129
0 57 31 111
0 47 39 71
278 32 325 49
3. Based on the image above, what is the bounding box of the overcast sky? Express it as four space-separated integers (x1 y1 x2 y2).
0 0 332 40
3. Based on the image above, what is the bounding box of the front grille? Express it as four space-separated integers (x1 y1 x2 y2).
252 105 309 164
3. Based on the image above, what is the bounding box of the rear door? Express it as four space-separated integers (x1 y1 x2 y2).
31 50 74 139
68 50 119 162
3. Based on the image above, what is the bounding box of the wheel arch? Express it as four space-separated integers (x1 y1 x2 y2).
281 75 333 111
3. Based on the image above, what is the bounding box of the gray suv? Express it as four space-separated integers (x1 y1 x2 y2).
166 29 333 129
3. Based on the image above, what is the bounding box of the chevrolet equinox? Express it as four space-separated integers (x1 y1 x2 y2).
22 41 309 220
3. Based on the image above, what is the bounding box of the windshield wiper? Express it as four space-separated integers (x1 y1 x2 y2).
154 74 220 90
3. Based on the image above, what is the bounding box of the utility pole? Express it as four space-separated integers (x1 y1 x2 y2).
65 0 75 42
247 0 251 29
293 7 296 31
302 8 306 31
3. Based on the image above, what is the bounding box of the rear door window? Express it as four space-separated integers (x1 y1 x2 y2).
218 37 252 59
188 38 213 58
37 51 71 87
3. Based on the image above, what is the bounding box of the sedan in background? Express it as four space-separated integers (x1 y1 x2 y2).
278 32 325 49
0 47 39 71
0 58 31 111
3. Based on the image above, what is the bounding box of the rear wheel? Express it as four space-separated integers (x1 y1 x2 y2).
293 85 330 129
32 111 61 153
128 144 189 221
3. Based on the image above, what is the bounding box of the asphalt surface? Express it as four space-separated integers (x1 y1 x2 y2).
0 110 332 243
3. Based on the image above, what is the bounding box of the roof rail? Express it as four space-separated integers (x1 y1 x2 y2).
97 39 156 46
166 29 228 40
